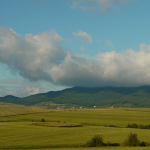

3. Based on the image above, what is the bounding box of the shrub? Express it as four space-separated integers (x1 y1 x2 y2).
126 123 138 128
41 119 45 122
85 135 120 147
86 135 104 147
108 124 117 127
105 142 120 146
122 133 140 146
139 141 149 147
126 123 150 129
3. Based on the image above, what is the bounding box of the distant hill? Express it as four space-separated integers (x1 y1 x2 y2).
0 86 150 108
0 95 21 104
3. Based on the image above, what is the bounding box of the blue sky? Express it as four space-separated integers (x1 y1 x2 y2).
1 0 150 97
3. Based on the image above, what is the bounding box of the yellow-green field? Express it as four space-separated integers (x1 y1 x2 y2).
0 103 150 150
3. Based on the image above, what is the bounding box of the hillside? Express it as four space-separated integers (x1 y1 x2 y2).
0 86 150 108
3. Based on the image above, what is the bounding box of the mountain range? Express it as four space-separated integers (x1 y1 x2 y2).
0 86 150 108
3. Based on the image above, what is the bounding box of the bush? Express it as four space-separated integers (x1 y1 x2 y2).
122 133 140 146
139 141 149 147
126 123 138 128
105 142 120 146
126 123 150 129
108 125 117 127
85 133 149 147
86 135 104 147
41 119 45 122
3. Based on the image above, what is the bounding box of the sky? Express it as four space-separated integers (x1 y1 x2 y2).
1 0 150 97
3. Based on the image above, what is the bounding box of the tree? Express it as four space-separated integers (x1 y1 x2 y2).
122 133 140 146
86 135 104 147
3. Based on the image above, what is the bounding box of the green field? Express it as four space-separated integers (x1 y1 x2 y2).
0 103 150 150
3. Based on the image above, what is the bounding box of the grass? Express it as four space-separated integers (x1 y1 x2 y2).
0 105 150 149
0 102 50 117
19 148 150 150
31 122 83 127
41 148 150 150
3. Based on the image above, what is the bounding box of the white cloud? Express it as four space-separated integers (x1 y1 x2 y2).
50 46 150 87
0 27 65 82
71 0 133 13
0 77 68 97
1 27 150 92
81 45 84 51
25 87 40 96
73 30 93 43
0 78 42 97
105 40 114 48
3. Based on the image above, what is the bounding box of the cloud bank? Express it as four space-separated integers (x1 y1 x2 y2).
1 27 150 88
71 0 132 13
73 30 93 43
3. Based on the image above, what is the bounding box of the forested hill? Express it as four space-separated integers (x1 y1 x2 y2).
0 86 150 108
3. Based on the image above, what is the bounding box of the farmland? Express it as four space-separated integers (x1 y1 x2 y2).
0 103 150 150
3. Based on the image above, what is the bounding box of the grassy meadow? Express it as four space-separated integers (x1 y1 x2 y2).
0 103 150 150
